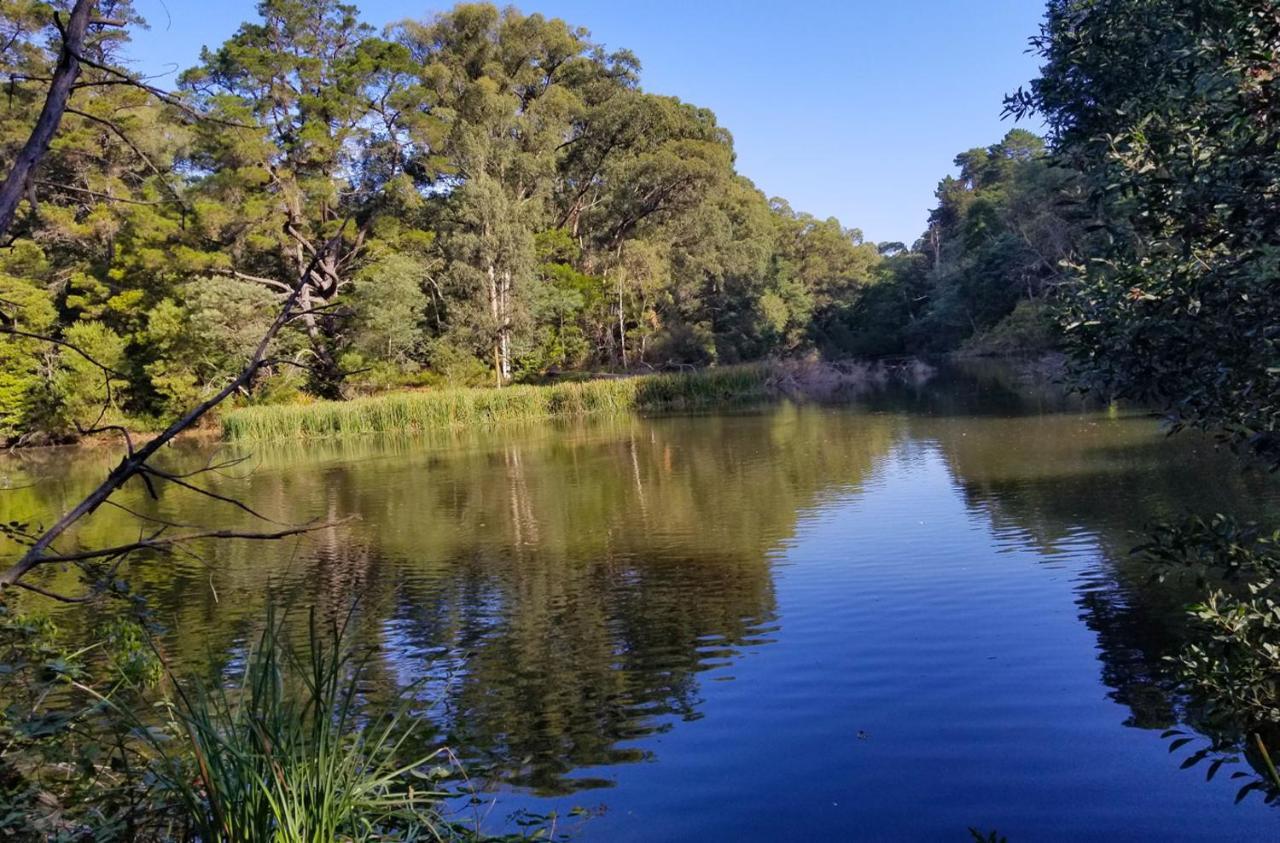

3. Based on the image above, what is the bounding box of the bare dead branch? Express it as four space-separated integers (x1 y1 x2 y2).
27 518 353 566
101 498 205 529
13 579 97 604
0 0 92 238
76 421 135 455
209 267 293 293
283 301 349 321
148 452 254 479
138 465 283 524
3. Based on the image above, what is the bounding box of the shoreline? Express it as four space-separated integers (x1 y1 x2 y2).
4 354 1065 450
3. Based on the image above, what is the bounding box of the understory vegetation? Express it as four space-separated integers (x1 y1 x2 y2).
220 360 936 440
0 0 1081 446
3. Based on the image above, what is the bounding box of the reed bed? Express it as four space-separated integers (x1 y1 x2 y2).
222 366 772 441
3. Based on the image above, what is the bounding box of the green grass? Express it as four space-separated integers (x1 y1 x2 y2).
143 608 461 842
222 366 773 441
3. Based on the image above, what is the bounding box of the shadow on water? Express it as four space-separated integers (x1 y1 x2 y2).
2 362 1279 836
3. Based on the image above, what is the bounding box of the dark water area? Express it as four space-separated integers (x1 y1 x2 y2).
4 363 1280 840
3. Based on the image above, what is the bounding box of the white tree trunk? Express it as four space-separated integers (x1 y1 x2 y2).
488 261 502 387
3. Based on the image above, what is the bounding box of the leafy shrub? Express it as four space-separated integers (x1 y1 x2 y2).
0 272 58 440
1142 515 1280 798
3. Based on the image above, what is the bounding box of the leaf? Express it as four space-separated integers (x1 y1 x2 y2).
1236 781 1265 804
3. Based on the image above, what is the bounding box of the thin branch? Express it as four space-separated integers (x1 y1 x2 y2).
27 518 353 566
76 421 135 455
100 498 206 530
13 579 97 604
283 301 348 321
67 49 249 128
64 107 186 208
149 452 254 479
34 180 172 206
140 462 282 525
209 267 293 293
0 326 129 379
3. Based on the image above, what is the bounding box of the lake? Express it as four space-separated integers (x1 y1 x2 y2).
5 363 1279 840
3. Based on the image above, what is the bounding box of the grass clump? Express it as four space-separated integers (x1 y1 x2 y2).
0 603 519 841
145 608 460 842
222 366 772 441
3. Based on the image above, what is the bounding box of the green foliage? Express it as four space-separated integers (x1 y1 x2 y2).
1012 0 1280 805
0 270 57 440
0 599 510 840
824 129 1082 358
1141 516 1280 800
145 608 456 842
0 0 1092 445
959 299 1058 358
144 276 283 415
347 254 432 367
0 0 896 442
0 605 161 838
1010 0 1280 457
52 321 129 434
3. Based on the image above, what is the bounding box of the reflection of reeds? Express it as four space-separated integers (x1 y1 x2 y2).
222 366 773 440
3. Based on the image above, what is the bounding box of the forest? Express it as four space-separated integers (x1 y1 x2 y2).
0 0 1082 443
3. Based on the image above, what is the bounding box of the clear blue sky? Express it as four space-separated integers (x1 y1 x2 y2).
123 1 1046 245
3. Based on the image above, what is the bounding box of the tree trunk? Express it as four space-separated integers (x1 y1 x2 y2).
296 283 343 398
617 274 627 369
499 268 512 382
488 261 502 387
0 0 94 239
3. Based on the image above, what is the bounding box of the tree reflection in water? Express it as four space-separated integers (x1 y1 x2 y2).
3 364 1279 812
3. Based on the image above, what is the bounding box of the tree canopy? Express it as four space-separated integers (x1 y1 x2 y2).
0 0 1076 442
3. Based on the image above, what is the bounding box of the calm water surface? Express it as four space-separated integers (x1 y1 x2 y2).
5 366 1280 840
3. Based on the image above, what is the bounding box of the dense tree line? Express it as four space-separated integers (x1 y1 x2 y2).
0 0 1080 442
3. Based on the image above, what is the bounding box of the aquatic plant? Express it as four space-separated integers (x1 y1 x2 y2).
222 367 773 441
145 608 459 842
220 361 941 441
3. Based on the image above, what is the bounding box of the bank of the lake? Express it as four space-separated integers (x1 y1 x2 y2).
220 360 938 441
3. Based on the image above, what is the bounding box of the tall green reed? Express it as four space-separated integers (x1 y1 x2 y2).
145 608 456 842
222 366 772 441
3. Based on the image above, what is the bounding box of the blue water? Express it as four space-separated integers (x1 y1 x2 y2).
13 368 1280 839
